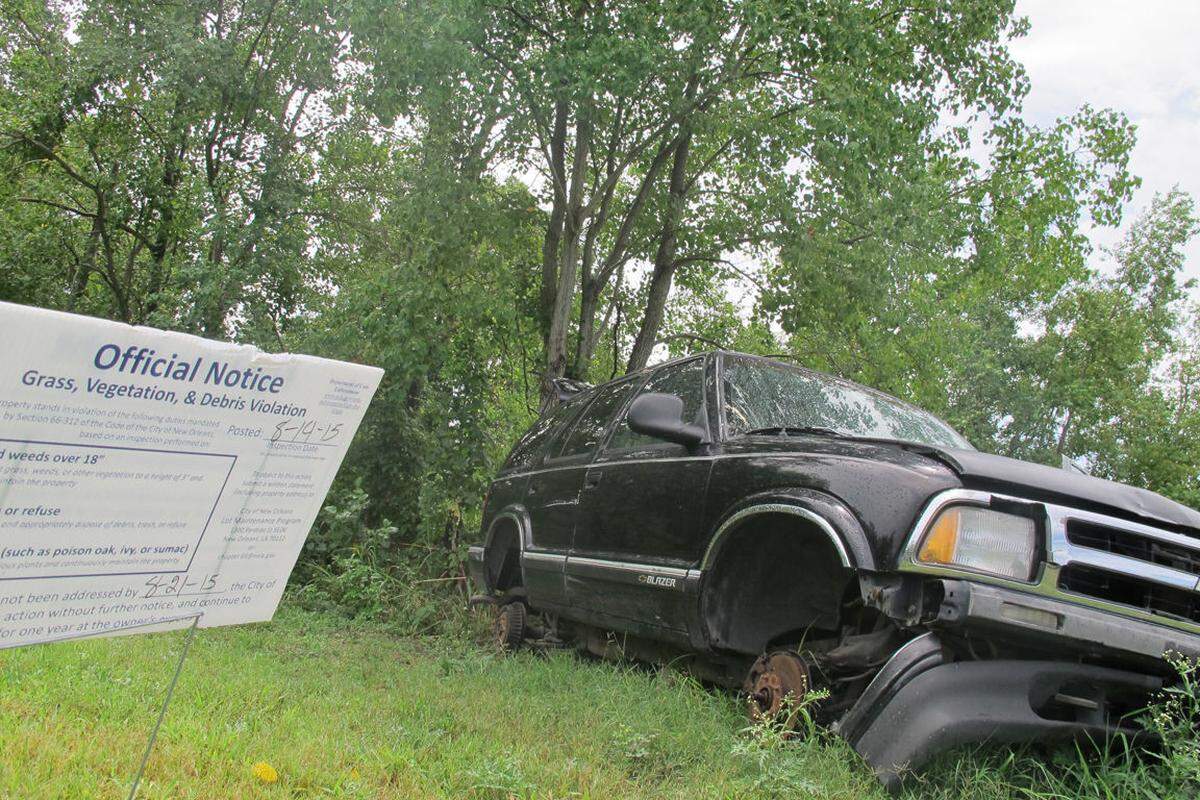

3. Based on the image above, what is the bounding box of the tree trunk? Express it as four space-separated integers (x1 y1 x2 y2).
626 123 693 372
542 106 593 404
145 137 185 320
573 268 600 378
69 217 103 311
538 99 569 347
1055 407 1073 458
572 136 679 380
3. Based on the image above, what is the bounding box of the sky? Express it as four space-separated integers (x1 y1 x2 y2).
1011 1 1200 283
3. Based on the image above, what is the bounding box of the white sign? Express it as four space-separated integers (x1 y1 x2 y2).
0 302 382 647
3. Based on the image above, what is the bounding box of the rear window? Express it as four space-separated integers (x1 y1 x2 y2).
503 397 584 470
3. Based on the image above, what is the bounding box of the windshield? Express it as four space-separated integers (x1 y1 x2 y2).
721 355 973 450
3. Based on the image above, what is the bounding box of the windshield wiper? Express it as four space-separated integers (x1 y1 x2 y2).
741 425 845 437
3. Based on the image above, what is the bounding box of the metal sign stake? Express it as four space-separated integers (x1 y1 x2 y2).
127 613 202 800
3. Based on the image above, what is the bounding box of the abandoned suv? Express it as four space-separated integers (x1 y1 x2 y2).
467 351 1200 788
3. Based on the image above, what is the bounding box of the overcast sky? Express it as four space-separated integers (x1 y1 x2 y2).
1011 1 1200 283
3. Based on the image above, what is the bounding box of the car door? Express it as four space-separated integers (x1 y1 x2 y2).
523 378 638 609
568 356 714 635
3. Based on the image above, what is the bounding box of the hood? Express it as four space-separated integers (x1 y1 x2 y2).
927 447 1200 532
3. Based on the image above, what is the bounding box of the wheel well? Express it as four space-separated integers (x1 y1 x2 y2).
485 519 522 591
701 511 855 655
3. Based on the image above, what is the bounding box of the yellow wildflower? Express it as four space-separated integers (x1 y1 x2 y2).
251 761 279 784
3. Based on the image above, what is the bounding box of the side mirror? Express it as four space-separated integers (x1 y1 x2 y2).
627 392 707 447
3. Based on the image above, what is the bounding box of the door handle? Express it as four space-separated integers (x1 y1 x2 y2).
585 471 603 488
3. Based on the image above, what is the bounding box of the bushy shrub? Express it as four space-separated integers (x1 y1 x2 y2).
289 481 475 637
299 480 396 568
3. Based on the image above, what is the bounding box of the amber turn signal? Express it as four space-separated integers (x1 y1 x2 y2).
918 506 960 564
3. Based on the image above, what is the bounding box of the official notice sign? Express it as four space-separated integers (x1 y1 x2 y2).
0 302 382 647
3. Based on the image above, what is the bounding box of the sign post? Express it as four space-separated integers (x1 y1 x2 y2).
127 613 200 800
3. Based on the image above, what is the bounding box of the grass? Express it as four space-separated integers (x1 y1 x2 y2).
0 604 1193 799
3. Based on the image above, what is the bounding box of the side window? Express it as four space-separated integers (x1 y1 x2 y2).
607 358 706 451
557 379 637 458
503 397 583 470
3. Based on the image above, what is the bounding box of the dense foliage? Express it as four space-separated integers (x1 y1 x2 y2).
2 0 1198 591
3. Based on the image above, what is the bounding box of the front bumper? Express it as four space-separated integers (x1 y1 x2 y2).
840 576 1199 791
836 633 1163 792
936 579 1200 663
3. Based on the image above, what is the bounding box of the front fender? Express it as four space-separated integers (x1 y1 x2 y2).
703 487 876 572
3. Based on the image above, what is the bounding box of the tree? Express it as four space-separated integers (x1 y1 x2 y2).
0 0 354 339
1024 189 1197 471
299 121 547 542
764 104 1139 437
768 168 1200 505
358 0 1032 402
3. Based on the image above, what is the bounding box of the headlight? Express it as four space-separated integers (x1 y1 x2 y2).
916 505 1038 581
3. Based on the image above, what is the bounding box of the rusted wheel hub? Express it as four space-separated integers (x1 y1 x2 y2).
745 650 811 728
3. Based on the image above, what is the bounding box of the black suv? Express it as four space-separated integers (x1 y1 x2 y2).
467 351 1200 788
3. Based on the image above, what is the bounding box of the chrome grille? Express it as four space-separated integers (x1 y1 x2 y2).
1058 564 1200 626
1050 507 1200 626
1066 519 1200 575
